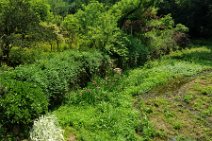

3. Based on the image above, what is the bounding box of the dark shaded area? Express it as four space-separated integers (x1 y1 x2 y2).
159 0 212 38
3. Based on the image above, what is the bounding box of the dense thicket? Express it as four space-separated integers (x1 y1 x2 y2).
0 50 108 139
159 0 212 38
0 0 189 68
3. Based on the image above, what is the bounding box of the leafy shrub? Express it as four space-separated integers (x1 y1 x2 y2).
0 79 48 125
30 115 64 141
2 50 107 107
139 14 189 59
127 36 148 68
0 64 13 72
143 15 177 58
173 24 190 48
38 50 106 106
8 47 40 67
0 78 48 139
173 32 189 48
0 50 108 139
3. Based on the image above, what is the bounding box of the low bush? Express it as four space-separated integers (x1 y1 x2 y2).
0 79 48 139
0 79 48 124
2 50 107 106
173 24 190 48
0 50 109 139
143 15 189 59
7 47 40 67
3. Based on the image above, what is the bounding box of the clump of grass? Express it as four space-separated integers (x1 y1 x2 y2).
183 93 194 103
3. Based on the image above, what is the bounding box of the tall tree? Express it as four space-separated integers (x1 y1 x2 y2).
0 0 50 63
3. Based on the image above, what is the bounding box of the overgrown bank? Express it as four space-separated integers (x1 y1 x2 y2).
51 43 212 141
0 40 211 140
0 50 109 140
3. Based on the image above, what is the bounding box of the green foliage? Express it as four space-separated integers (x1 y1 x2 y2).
62 0 167 68
183 94 194 103
0 78 48 139
0 0 192 69
7 47 39 67
0 0 50 41
31 0 51 21
35 22 65 49
18 50 105 104
126 36 148 67
159 0 212 37
53 45 212 141
62 1 137 68
1 0 212 140
0 0 40 34
63 2 120 50
0 0 59 66
143 14 189 58
55 76 140 141
175 24 189 33
47 0 69 17
0 49 108 139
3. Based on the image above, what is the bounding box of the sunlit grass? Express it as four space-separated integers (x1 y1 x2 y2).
53 43 212 141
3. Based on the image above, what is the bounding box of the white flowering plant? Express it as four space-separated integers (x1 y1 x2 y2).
30 115 64 141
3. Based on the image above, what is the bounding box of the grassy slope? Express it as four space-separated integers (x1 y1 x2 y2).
54 42 212 141
137 71 212 141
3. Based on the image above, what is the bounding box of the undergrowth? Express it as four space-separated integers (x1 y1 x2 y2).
53 43 212 141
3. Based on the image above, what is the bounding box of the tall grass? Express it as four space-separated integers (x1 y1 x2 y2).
53 44 212 140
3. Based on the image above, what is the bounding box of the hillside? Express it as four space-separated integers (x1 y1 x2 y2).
0 0 212 140
53 42 212 141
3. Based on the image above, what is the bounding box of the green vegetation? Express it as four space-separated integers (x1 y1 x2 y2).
54 44 212 141
0 0 211 140
0 50 108 139
159 0 212 37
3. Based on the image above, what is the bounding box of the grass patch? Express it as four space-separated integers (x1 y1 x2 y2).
53 43 212 141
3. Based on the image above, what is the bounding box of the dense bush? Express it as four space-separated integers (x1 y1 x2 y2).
159 0 212 37
7 47 40 67
0 50 109 139
4 50 107 105
142 15 189 58
173 24 190 48
127 36 148 67
0 79 48 139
